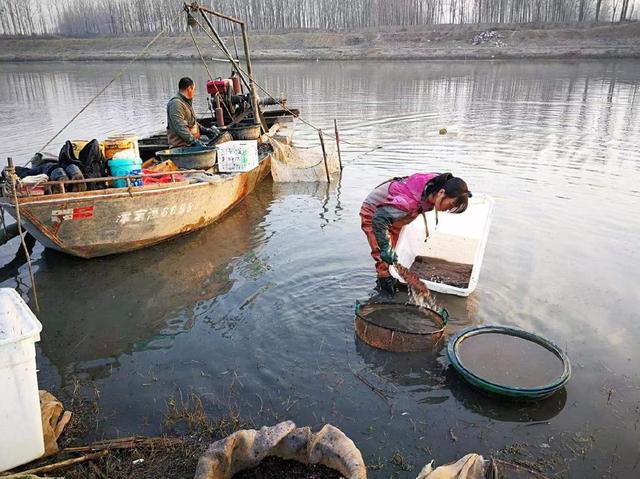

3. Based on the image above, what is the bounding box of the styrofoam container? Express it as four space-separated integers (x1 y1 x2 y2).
0 289 44 472
217 140 259 173
391 194 494 296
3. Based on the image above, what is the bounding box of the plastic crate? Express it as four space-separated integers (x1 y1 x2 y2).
0 289 44 472
391 194 495 297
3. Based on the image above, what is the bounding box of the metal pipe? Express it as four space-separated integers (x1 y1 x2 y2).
188 24 214 81
196 9 264 131
240 23 267 133
186 10 251 93
197 11 243 78
231 26 240 61
196 5 244 25
27 169 210 190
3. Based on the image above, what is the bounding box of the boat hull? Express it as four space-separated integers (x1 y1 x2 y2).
2 157 271 258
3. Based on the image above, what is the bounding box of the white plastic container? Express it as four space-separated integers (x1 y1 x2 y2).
391 194 495 297
0 289 44 472
217 140 259 173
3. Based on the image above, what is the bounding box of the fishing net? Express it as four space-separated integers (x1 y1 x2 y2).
194 421 366 479
270 139 341 182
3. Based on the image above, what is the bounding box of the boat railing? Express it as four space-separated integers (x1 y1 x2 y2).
10 169 213 198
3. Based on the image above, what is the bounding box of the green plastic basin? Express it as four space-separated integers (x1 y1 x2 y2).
447 325 571 400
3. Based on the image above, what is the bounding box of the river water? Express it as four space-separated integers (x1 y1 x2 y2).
1 60 639 477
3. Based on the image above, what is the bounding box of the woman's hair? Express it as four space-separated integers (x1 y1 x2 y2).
423 173 472 213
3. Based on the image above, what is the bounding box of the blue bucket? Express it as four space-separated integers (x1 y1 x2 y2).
109 158 142 188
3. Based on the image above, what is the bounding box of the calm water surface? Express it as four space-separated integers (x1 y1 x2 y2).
1 60 639 477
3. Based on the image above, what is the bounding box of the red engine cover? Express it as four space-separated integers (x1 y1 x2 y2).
206 79 228 95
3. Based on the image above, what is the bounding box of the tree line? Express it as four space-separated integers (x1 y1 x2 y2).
0 0 637 36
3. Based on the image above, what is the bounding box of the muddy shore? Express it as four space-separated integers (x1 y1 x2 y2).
1 22 639 62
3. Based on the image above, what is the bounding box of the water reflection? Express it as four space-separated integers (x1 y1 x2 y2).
355 334 566 420
354 336 449 405
446 368 567 422
0 234 37 285
3 61 639 176
31 182 273 381
1 60 639 478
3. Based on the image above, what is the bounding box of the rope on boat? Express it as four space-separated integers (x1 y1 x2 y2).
0 205 8 238
5 164 40 311
36 9 184 157
188 24 214 81
186 17 236 121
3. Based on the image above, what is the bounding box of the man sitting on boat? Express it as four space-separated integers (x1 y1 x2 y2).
167 77 220 148
360 173 471 295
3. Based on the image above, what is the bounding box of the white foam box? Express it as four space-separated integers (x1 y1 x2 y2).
391 194 495 297
0 289 44 472
216 140 259 173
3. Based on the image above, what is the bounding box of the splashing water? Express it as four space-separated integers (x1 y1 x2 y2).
409 287 438 310
394 263 438 310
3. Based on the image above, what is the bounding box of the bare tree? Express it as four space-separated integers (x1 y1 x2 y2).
579 0 587 20
1 0 638 37
595 0 604 20
620 0 631 19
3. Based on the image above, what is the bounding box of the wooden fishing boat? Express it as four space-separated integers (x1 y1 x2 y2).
0 4 299 259
0 143 272 259
0 115 301 258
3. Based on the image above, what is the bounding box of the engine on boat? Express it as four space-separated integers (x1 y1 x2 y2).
205 73 286 127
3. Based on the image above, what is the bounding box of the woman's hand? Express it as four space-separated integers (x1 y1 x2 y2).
380 246 398 265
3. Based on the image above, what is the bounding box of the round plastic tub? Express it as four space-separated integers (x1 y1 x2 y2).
447 325 571 400
156 145 217 170
354 301 447 352
108 158 142 188
228 123 261 140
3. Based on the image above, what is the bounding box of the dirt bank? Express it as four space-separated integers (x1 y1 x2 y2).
1 22 639 62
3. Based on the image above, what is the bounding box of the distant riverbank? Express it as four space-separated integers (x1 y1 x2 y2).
1 22 639 62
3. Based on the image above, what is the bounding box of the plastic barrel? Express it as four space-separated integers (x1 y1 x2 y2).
108 158 142 188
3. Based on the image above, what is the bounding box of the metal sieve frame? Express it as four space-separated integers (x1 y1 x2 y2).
354 300 447 352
